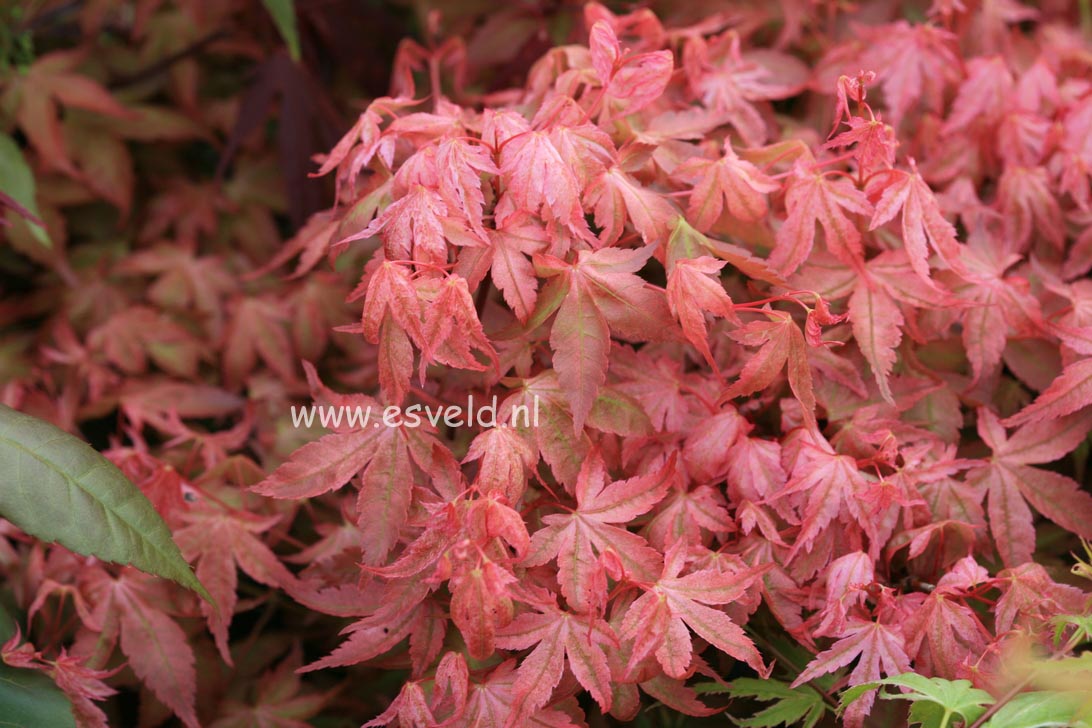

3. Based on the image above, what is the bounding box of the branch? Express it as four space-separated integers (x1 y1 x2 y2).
108 30 228 90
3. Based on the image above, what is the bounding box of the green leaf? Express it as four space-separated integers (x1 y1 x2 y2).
841 673 993 728
1052 613 1092 647
1030 649 1092 685
839 682 883 714
0 405 209 600
879 673 993 727
907 701 953 728
0 132 49 247
0 662 78 728
983 691 1090 728
692 681 731 695
0 602 15 642
261 0 300 62
727 678 829 728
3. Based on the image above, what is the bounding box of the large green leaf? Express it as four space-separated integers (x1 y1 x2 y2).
261 0 300 61
0 661 78 728
983 692 1091 728
0 405 208 599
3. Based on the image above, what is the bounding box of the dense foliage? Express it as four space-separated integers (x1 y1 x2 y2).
1 1 1092 727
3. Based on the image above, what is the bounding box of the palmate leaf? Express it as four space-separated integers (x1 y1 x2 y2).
0 405 208 600
840 673 993 728
1002 357 1092 428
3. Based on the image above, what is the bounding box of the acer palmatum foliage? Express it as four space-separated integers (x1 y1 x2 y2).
249 2 1092 725
3 0 1092 726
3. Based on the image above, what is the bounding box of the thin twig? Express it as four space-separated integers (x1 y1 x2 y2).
968 674 1033 728
109 30 228 90
21 0 72 32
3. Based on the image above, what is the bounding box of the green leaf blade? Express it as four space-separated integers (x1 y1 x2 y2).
261 0 301 61
0 132 49 247
983 692 1090 728
841 673 995 728
0 662 77 728
0 405 208 600
728 678 829 728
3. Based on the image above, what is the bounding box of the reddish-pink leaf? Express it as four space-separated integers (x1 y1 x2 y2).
112 578 199 728
1002 357 1092 427
525 453 672 612
849 275 903 405
868 166 965 283
667 257 737 369
770 163 873 274
550 279 610 434
251 428 383 499
620 542 769 679
586 166 676 245
495 607 615 720
792 619 909 728
675 145 779 231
